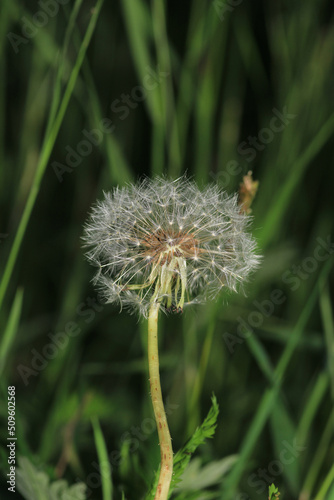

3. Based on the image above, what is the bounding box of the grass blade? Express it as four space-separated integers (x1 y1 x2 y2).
92 417 113 500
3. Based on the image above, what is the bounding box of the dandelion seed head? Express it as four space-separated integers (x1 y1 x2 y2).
83 177 261 317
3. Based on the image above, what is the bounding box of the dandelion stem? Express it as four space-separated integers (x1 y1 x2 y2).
148 301 173 500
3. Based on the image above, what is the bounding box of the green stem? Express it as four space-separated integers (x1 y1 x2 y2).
148 301 173 500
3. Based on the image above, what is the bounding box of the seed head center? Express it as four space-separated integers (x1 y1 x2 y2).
142 229 198 265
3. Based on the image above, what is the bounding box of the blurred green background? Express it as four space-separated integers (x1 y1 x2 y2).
1 0 334 499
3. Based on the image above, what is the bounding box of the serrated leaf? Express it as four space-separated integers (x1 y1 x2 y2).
268 483 280 500
16 457 86 500
171 394 220 491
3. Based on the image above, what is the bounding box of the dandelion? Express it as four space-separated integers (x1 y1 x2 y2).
83 176 260 500
83 176 260 316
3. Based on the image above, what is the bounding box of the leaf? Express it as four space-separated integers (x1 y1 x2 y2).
174 456 238 492
268 483 280 500
16 457 86 500
171 394 220 490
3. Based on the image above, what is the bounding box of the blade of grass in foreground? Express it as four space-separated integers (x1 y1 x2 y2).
0 0 104 312
221 258 333 499
92 417 113 500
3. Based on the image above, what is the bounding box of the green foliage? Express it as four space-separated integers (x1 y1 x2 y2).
1 1 334 499
268 483 280 500
145 395 220 499
171 395 219 491
16 457 86 500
